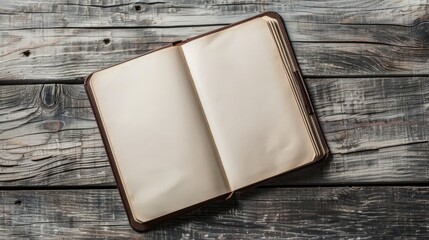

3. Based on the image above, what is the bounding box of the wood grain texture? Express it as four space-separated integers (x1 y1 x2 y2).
1 0 427 28
1 76 427 186
0 84 111 186
1 1 427 238
1 0 429 81
0 187 427 239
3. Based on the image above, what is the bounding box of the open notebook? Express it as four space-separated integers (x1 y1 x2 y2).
85 12 329 231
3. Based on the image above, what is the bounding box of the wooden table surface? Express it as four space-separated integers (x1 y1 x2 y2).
1 0 428 239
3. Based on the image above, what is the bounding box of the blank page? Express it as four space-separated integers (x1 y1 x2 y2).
182 18 316 190
88 47 230 223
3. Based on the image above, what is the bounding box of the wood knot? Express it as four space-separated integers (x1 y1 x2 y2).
134 5 141 11
103 38 111 45
41 84 60 108
22 50 31 57
14 199 22 206
411 20 429 45
41 120 65 132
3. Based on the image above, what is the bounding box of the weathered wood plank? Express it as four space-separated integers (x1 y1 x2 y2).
276 76 429 185
2 27 429 81
0 84 111 185
0 76 427 186
0 187 427 238
0 28 209 82
0 0 427 28
1 0 428 81
275 142 429 185
310 77 428 154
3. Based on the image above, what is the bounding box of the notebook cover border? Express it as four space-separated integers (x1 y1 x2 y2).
84 11 329 232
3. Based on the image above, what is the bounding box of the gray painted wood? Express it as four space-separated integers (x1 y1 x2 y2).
0 84 111 186
1 0 426 28
0 187 427 239
1 76 427 186
1 1 427 237
1 0 429 81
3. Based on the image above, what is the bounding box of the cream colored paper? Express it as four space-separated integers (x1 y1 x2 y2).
89 47 230 223
182 18 316 190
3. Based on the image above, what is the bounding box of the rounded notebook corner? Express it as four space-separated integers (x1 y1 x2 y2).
129 218 150 232
322 149 331 161
83 73 93 87
262 11 283 20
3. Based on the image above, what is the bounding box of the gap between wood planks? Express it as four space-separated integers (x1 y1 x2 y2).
0 182 428 191
0 24 227 31
2 74 429 85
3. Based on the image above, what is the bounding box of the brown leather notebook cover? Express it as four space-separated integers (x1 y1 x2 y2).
85 12 329 231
